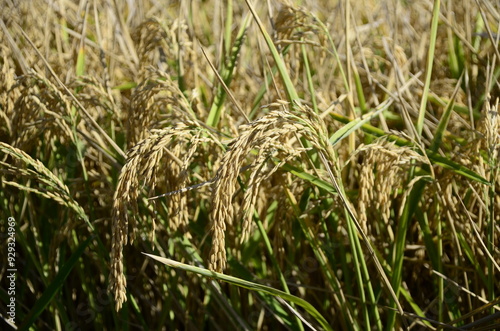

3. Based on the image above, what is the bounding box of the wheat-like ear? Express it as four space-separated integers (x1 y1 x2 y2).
109 122 216 310
240 141 307 244
70 76 117 116
109 130 170 311
209 110 301 272
209 103 338 273
0 142 88 221
273 1 327 83
132 18 194 80
354 140 428 234
10 72 76 151
0 45 18 138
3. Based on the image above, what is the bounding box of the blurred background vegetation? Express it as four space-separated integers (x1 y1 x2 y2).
0 0 499 329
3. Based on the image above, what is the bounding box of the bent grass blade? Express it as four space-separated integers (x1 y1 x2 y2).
143 253 333 331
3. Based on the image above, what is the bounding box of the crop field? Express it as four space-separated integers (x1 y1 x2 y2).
0 0 499 329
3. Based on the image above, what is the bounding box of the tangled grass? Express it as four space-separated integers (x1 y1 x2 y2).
1 0 499 329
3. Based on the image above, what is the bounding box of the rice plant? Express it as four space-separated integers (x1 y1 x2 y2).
0 0 499 330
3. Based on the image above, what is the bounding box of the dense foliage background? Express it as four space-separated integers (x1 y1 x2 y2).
1 0 499 329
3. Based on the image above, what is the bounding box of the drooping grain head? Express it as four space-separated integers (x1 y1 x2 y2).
354 140 427 235
109 122 219 310
128 72 194 147
0 46 18 141
208 102 343 273
209 109 306 272
273 1 327 86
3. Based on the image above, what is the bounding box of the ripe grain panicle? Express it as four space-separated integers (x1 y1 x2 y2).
355 141 427 234
109 122 215 310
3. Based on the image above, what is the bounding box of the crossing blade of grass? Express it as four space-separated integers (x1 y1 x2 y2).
386 175 427 330
318 152 405 327
459 311 500 330
427 94 480 120
373 243 436 329
249 44 297 118
326 110 488 185
181 243 300 330
427 75 463 322
283 186 356 330
205 13 252 127
244 0 299 103
249 63 278 118
301 43 318 113
400 288 434 329
344 204 383 330
230 202 304 330
18 236 94 331
280 162 337 194
385 97 460 328
425 151 488 185
456 231 488 286
429 75 463 152
201 46 249 125
174 237 252 330
416 0 441 137
18 27 126 160
460 199 500 273
448 297 500 327
343 206 372 329
253 211 304 331
329 98 393 146
313 15 349 93
143 253 333 331
227 264 299 330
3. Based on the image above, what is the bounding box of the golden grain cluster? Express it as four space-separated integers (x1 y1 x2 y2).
1 0 499 329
